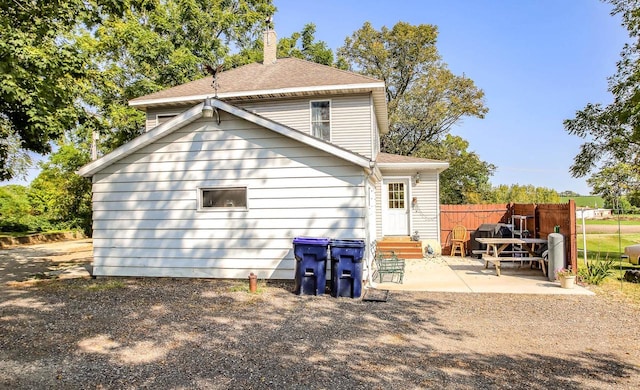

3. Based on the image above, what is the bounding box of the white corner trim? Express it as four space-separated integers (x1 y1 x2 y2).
77 103 204 177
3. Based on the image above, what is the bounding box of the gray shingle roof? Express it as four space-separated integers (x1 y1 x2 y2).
130 58 384 104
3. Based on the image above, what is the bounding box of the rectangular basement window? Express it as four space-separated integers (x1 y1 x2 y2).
199 187 248 210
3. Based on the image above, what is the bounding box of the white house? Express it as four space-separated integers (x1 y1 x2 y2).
78 29 449 279
576 207 612 220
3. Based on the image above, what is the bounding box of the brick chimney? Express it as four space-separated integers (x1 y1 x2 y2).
263 28 277 64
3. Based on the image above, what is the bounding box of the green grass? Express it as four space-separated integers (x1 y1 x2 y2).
576 215 640 226
561 195 605 207
577 231 640 306
578 219 640 226
227 280 265 294
592 273 640 306
577 233 640 263
578 232 639 264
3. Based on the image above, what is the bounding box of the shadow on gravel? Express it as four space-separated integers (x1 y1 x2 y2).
0 278 638 389
0 242 93 286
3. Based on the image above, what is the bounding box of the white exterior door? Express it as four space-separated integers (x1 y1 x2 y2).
382 179 410 236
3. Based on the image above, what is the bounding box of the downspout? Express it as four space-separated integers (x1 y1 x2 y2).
364 160 378 288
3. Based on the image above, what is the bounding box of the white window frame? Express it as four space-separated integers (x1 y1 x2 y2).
310 99 331 141
197 186 249 212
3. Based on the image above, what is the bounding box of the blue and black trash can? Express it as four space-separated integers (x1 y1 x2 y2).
292 237 330 295
329 239 365 298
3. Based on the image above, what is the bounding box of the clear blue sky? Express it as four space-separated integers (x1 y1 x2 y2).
273 0 630 195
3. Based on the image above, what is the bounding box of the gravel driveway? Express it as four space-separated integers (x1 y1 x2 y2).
1 241 639 389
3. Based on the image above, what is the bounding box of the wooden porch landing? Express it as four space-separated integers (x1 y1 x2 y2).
377 237 424 259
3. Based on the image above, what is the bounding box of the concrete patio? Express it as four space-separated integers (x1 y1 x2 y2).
374 255 595 295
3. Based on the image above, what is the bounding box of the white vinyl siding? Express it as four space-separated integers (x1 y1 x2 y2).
330 95 372 157
237 94 374 158
375 171 440 241
236 99 309 132
91 111 366 279
409 172 440 240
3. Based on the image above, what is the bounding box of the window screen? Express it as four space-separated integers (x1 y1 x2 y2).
201 188 247 209
311 100 330 140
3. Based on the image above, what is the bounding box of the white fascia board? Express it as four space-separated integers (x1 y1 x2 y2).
77 103 204 177
211 99 371 168
377 162 450 173
129 82 386 107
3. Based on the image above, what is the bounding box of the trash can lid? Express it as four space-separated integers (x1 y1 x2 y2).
329 239 365 247
293 237 330 245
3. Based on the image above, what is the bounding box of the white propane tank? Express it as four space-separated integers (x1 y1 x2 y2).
547 233 565 281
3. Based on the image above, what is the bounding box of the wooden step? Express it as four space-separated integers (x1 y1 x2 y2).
381 236 413 241
376 239 424 259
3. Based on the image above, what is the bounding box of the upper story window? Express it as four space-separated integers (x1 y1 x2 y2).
310 100 331 141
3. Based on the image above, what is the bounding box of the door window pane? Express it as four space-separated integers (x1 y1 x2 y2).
388 183 405 209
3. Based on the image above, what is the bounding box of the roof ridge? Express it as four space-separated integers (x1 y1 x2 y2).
275 57 383 83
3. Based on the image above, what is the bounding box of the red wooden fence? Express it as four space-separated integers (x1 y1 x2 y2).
440 201 576 270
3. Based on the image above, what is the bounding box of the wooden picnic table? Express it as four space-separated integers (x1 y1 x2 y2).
475 237 547 276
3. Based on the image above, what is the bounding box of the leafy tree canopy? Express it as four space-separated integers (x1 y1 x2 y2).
337 21 488 155
0 0 275 178
277 23 335 66
416 135 495 204
564 0 640 180
490 184 561 204
81 0 275 151
29 130 94 233
0 0 96 180
586 162 639 209
226 22 340 68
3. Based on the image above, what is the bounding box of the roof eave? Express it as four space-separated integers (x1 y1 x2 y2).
377 162 450 173
129 82 386 108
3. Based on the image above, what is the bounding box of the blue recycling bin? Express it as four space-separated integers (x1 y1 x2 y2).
293 237 330 295
329 239 365 298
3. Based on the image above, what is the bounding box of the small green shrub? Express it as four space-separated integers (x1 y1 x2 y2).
579 258 616 285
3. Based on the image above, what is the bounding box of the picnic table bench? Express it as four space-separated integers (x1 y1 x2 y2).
482 255 546 277
475 237 548 277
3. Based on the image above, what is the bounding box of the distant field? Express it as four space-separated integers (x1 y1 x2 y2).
579 219 640 226
561 196 605 207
